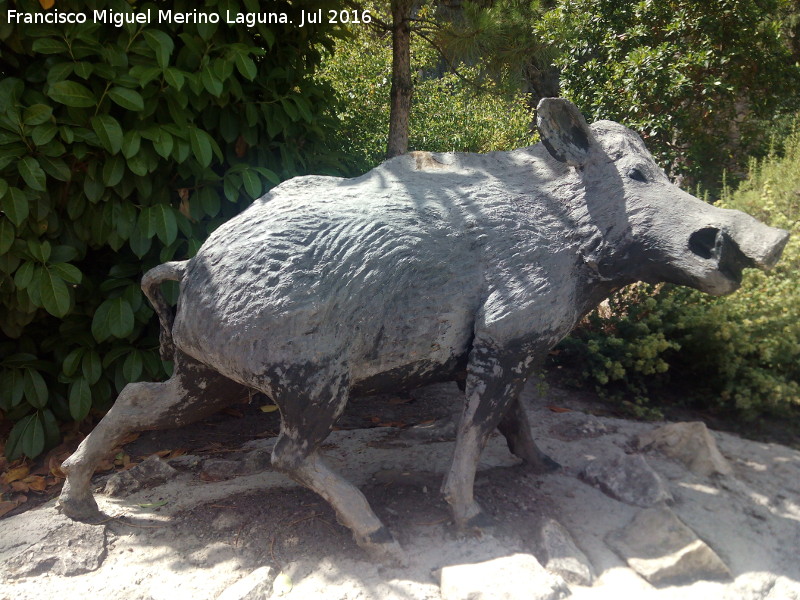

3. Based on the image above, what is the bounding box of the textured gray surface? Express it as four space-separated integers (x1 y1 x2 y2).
58 98 789 561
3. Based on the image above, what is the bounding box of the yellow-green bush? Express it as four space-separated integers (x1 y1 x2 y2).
556 122 800 419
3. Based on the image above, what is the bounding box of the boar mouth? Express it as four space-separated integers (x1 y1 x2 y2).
688 227 754 286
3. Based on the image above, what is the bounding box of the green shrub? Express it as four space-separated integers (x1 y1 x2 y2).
541 0 800 189
0 0 342 459
316 13 535 172
555 122 800 419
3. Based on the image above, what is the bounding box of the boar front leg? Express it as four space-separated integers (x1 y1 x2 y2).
441 342 531 531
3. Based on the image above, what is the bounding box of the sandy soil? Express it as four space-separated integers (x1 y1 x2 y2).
1 380 799 600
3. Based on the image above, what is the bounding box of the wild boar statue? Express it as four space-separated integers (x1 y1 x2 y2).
58 98 788 562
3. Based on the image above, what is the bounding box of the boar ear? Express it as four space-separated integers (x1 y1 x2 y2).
536 98 595 167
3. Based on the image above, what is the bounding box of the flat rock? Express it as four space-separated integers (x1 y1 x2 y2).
104 455 178 497
240 447 273 473
536 518 595 586
606 506 732 586
724 575 800 600
200 458 241 481
216 566 275 600
3 510 107 579
439 553 569 600
549 414 613 441
637 421 733 477
580 452 672 507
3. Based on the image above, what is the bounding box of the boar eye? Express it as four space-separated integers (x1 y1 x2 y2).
627 168 648 183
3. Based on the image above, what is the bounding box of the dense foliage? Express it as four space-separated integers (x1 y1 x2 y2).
541 0 800 189
555 124 800 419
316 10 535 172
0 0 342 459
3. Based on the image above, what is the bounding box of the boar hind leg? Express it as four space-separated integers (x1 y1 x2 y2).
270 370 405 565
497 397 560 473
442 345 528 532
59 353 245 520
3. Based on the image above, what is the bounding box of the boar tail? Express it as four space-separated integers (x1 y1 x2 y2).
141 260 188 361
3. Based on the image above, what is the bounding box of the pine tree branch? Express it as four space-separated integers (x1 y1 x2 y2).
413 30 485 92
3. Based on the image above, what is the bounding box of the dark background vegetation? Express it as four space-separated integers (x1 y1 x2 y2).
1 0 799 466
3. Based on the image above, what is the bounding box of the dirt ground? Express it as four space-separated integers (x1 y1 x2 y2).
1 377 800 600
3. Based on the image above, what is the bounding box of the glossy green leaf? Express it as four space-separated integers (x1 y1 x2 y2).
90 115 123 154
143 30 174 68
122 350 143 381
13 261 35 289
22 413 46 458
48 80 96 108
235 53 257 81
127 153 148 176
281 97 299 122
0 77 23 107
23 104 53 126
73 61 93 79
130 65 162 86
69 377 92 421
2 187 29 226
26 265 44 306
189 127 213 168
62 347 85 377
40 265 71 317
108 86 145 111
42 408 60 449
27 239 49 262
92 297 135 341
151 204 178 245
128 222 152 257
241 170 262 199
32 38 68 54
196 20 218 41
293 95 313 123
5 413 45 460
152 130 174 159
82 350 102 385
49 262 82 284
23 368 48 409
164 67 185 90
122 130 141 158
103 154 125 186
48 245 78 263
19 156 47 191
39 155 71 183
253 167 280 185
198 186 220 217
0 369 24 408
84 176 105 203
31 123 58 146
201 69 223 96
0 217 13 254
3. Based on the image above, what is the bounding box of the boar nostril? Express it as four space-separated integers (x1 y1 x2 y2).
689 227 721 259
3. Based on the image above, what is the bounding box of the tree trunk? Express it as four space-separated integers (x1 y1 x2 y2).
524 61 561 110
387 0 414 158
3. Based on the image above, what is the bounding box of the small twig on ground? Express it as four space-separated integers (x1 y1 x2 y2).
412 517 449 526
270 534 283 570
288 512 319 527
106 516 168 529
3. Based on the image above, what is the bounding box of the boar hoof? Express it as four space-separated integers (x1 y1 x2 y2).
362 529 407 566
57 481 101 521
529 454 561 474
459 511 495 535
